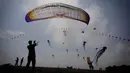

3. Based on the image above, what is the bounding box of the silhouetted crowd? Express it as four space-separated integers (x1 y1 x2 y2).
67 66 73 69
105 65 130 73
1 63 130 73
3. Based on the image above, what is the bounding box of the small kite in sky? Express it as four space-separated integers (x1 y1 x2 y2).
82 31 84 33
83 57 85 60
66 49 68 53
93 28 96 30
76 49 78 52
63 30 67 36
47 40 51 47
83 41 87 50
96 48 98 50
52 54 54 58
77 54 79 57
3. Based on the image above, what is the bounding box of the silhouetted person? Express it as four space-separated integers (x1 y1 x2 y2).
20 57 24 67
15 57 19 66
99 68 102 71
26 40 39 70
87 57 94 70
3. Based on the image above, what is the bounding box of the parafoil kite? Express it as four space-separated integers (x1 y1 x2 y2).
25 3 90 24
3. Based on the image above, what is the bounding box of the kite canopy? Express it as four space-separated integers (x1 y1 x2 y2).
25 3 90 24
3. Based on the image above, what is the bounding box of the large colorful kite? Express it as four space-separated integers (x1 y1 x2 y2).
25 3 90 25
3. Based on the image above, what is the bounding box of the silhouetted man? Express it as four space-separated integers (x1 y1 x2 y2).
20 57 24 66
15 57 19 66
26 40 39 70
87 57 94 70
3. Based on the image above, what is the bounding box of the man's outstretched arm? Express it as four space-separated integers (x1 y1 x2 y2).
33 41 39 46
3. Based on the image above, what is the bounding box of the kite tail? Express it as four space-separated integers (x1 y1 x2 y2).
92 52 100 64
93 51 105 65
84 46 85 50
48 42 51 48
92 56 98 66
92 55 97 63
95 57 98 65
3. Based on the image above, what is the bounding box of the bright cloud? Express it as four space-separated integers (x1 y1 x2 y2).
37 0 79 6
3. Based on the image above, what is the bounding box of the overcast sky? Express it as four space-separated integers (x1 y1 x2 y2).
0 0 130 69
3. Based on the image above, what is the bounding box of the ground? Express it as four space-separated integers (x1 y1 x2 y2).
0 65 106 73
